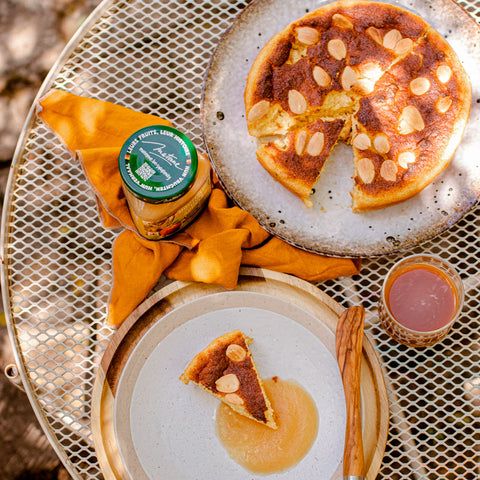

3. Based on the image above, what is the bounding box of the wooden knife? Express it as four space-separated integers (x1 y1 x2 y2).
335 305 365 480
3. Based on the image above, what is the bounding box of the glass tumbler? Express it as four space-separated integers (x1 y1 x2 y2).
378 254 464 347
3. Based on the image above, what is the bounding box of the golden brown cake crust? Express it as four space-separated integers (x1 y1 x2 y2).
180 330 277 428
244 0 471 211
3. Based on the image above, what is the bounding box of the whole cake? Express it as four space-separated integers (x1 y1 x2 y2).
244 0 471 211
180 330 277 429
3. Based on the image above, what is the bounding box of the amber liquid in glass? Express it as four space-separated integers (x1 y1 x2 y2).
385 263 458 332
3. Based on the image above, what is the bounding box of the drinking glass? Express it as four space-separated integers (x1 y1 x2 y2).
378 254 464 347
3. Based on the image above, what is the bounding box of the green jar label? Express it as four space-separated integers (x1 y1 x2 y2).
119 125 198 202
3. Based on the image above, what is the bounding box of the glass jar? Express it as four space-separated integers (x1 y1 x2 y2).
119 125 212 240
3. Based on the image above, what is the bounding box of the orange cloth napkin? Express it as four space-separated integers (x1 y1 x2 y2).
38 90 361 326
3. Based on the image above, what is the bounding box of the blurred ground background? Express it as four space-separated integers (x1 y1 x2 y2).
0 2 99 478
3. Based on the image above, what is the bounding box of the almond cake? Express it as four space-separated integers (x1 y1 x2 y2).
180 330 277 429
244 0 471 211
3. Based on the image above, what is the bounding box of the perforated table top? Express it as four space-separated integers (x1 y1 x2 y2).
1 1 479 478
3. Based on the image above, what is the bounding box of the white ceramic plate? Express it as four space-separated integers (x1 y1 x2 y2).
113 291 346 480
202 0 480 257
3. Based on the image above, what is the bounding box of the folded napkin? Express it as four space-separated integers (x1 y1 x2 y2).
38 90 361 326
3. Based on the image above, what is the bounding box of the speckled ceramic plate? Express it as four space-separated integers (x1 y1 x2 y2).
115 294 348 479
91 268 389 480
202 0 480 257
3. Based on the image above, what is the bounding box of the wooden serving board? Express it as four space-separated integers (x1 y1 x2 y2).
91 267 389 479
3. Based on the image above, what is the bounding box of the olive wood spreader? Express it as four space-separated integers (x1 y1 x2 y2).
335 305 365 480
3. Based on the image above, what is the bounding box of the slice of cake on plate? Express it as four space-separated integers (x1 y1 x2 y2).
180 330 277 429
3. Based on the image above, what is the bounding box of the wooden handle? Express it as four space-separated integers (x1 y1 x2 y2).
336 306 365 479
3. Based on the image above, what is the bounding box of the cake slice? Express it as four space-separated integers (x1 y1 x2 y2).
180 330 277 429
256 118 346 207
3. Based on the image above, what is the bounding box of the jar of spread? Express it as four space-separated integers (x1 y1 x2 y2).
119 125 212 240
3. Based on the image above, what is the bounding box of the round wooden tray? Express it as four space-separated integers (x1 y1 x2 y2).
91 268 389 479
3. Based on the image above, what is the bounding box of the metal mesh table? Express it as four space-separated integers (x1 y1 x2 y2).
1 0 479 478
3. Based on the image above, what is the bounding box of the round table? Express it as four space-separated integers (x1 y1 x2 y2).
1 0 479 478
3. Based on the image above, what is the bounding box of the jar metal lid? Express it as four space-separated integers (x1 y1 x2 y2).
119 125 198 203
